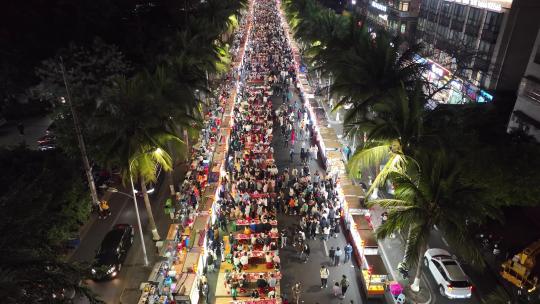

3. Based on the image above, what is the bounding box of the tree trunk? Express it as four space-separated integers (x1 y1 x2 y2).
60 59 100 207
140 175 161 241
411 242 426 292
402 228 412 263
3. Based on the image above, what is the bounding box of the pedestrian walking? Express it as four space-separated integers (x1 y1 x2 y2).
323 225 330 241
280 231 287 248
340 275 350 299
334 247 342 266
291 282 301 304
302 242 310 263
344 243 353 263
332 282 341 297
320 266 329 288
289 147 294 162
329 246 335 264
200 281 210 303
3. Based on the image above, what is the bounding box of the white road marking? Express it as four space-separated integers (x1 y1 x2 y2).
441 237 449 246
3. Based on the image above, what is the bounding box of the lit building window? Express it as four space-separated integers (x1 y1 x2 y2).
399 1 409 12
401 24 406 33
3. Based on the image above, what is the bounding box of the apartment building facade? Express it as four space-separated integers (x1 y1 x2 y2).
507 29 540 142
415 0 540 104
353 0 422 38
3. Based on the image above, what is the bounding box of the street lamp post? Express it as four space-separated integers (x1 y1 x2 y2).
108 185 149 266
129 158 150 266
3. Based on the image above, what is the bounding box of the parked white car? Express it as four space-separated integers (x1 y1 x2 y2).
424 248 473 299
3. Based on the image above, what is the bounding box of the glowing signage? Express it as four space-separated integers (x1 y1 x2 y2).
371 1 387 12
444 0 512 12
378 14 388 21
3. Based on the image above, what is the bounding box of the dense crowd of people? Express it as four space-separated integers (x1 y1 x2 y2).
214 0 293 301
198 0 358 302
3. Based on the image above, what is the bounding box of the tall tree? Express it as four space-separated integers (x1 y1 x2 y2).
96 74 183 240
347 83 431 193
34 38 131 157
370 150 500 291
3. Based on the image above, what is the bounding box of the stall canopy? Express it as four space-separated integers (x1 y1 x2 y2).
342 184 365 210
365 254 386 275
352 214 372 231
322 137 341 151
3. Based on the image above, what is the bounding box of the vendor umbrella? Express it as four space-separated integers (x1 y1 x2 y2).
389 281 403 296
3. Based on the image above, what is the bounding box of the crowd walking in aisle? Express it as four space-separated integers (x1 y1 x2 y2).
202 0 367 302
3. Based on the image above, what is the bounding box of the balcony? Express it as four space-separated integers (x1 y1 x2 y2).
508 77 540 142
519 76 540 105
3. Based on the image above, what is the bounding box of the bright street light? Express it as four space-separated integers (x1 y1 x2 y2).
108 184 149 266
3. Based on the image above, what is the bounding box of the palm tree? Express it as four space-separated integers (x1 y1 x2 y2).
95 74 183 240
347 83 430 194
369 150 500 292
198 0 247 40
320 26 426 116
148 66 202 195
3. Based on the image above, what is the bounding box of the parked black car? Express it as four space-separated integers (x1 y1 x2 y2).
91 224 133 280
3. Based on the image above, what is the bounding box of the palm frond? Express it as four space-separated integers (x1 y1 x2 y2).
348 142 392 179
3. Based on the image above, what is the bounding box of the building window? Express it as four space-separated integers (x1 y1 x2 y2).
401 23 406 33
399 1 409 11
449 29 460 42
452 4 466 22
463 34 475 47
467 8 481 27
441 1 450 15
483 11 502 33
478 40 494 58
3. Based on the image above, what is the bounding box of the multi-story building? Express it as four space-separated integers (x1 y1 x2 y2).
353 0 422 38
507 29 540 142
415 0 540 104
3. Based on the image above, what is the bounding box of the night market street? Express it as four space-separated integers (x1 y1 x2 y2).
2 0 540 304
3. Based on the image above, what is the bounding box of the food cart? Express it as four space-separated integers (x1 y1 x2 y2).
361 254 387 298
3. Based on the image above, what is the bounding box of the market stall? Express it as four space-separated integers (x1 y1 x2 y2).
361 254 387 298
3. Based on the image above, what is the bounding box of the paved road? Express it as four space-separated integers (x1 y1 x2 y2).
0 116 51 149
71 169 183 303
271 89 372 304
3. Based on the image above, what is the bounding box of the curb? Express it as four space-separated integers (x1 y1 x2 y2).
377 239 433 304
